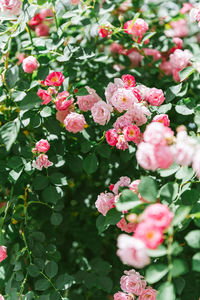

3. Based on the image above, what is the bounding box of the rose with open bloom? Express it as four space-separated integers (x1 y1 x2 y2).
91 101 112 125
147 88 165 106
22 56 39 73
138 287 157 300
154 145 173 169
169 49 192 70
143 204 173 230
0 295 5 300
45 72 64 86
111 88 137 113
116 135 129 151
113 176 131 194
114 292 134 300
123 125 141 143
0 246 7 262
37 89 51 105
77 86 101 112
117 217 136 233
32 154 53 171
152 114 170 127
95 192 115 216
55 91 74 111
134 221 164 249
117 234 150 268
143 122 174 146
0 0 22 16
35 23 49 36
124 18 148 37
122 74 136 89
136 142 158 171
56 110 70 123
35 139 50 153
64 112 86 133
105 129 118 146
120 269 146 296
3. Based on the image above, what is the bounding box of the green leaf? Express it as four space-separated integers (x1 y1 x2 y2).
27 264 40 278
0 119 20 151
96 144 111 158
157 103 172 113
96 214 107 234
147 245 167 257
159 182 178 203
157 282 176 300
76 87 89 96
185 230 200 249
172 206 191 226
19 92 41 111
83 153 98 175
145 264 168 284
40 106 52 118
175 105 194 115
50 212 63 226
9 168 23 183
104 208 122 226
173 278 185 296
33 175 49 190
35 279 50 291
90 258 111 276
171 259 189 277
159 164 179 177
97 276 113 293
42 185 62 204
165 84 182 102
5 66 19 88
119 189 139 203
179 67 195 82
192 252 200 272
138 177 157 202
56 273 74 290
45 261 58 278
50 173 67 186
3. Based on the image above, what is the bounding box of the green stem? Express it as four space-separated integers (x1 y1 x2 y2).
27 201 52 209
21 231 32 264
40 271 63 299
52 0 59 31
167 229 173 282
0 187 13 244
25 24 34 52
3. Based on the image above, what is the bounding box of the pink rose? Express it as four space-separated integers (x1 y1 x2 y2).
192 149 200 178
37 89 51 105
64 112 86 133
45 72 64 86
125 103 150 126
117 234 150 268
143 48 161 61
0 246 7 262
129 180 145 202
70 0 80 4
56 109 70 123
134 222 164 249
120 272 146 295
123 125 141 143
105 129 118 146
111 88 137 113
172 131 195 166
124 18 148 37
22 56 39 73
117 217 136 233
169 19 189 38
169 49 192 70
35 139 50 153
154 145 173 169
0 295 5 300
32 154 53 171
114 292 134 300
39 8 54 23
77 86 101 112
91 101 112 125
159 60 173 76
122 74 135 89
116 135 129 151
143 204 174 230
147 88 165 106
138 287 157 300
95 192 115 216
180 3 193 14
136 142 158 171
152 114 170 127
113 176 131 194
35 23 50 37
55 91 74 111
113 114 132 131
143 122 173 146
0 0 21 15
105 78 124 104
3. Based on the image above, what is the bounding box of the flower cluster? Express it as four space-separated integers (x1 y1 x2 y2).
124 18 149 42
28 8 54 37
32 139 53 171
114 269 157 300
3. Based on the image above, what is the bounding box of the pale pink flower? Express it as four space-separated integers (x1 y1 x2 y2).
0 0 21 16
134 222 163 249
22 56 39 73
120 271 146 295
55 91 74 111
117 234 150 268
143 122 172 146
95 192 115 216
143 48 161 61
16 53 25 65
159 60 173 76
126 49 143 67
105 78 124 104
37 89 51 105
117 217 136 233
110 42 124 54
0 246 7 262
152 114 170 127
180 3 193 14
91 101 112 125
192 148 200 178
136 142 158 171
143 204 174 230
77 86 101 112
129 180 145 202
113 176 131 195
166 19 189 38
125 103 150 126
154 145 173 169
56 109 70 123
135 85 150 102
39 8 54 23
105 129 118 146
147 88 165 106
118 0 132 12
35 139 50 153
139 287 157 300
32 154 53 171
190 6 200 27
111 88 137 113
70 0 80 4
113 114 132 131
35 23 50 36
114 292 134 300
0 295 5 300
173 37 183 49
169 49 192 70
124 18 148 38
123 125 141 143
64 112 86 133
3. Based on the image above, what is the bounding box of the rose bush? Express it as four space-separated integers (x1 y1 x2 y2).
0 0 200 299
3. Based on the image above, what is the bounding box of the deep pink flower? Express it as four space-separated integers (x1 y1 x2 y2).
95 192 115 216
37 89 51 105
55 91 74 111
122 74 136 89
22 56 39 73
28 13 43 29
105 129 118 146
117 217 136 233
134 222 164 249
0 246 7 262
35 139 50 153
143 204 173 230
35 23 50 36
152 114 170 127
45 72 64 86
39 8 54 23
123 125 141 143
56 109 70 123
147 88 165 106
124 18 148 37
